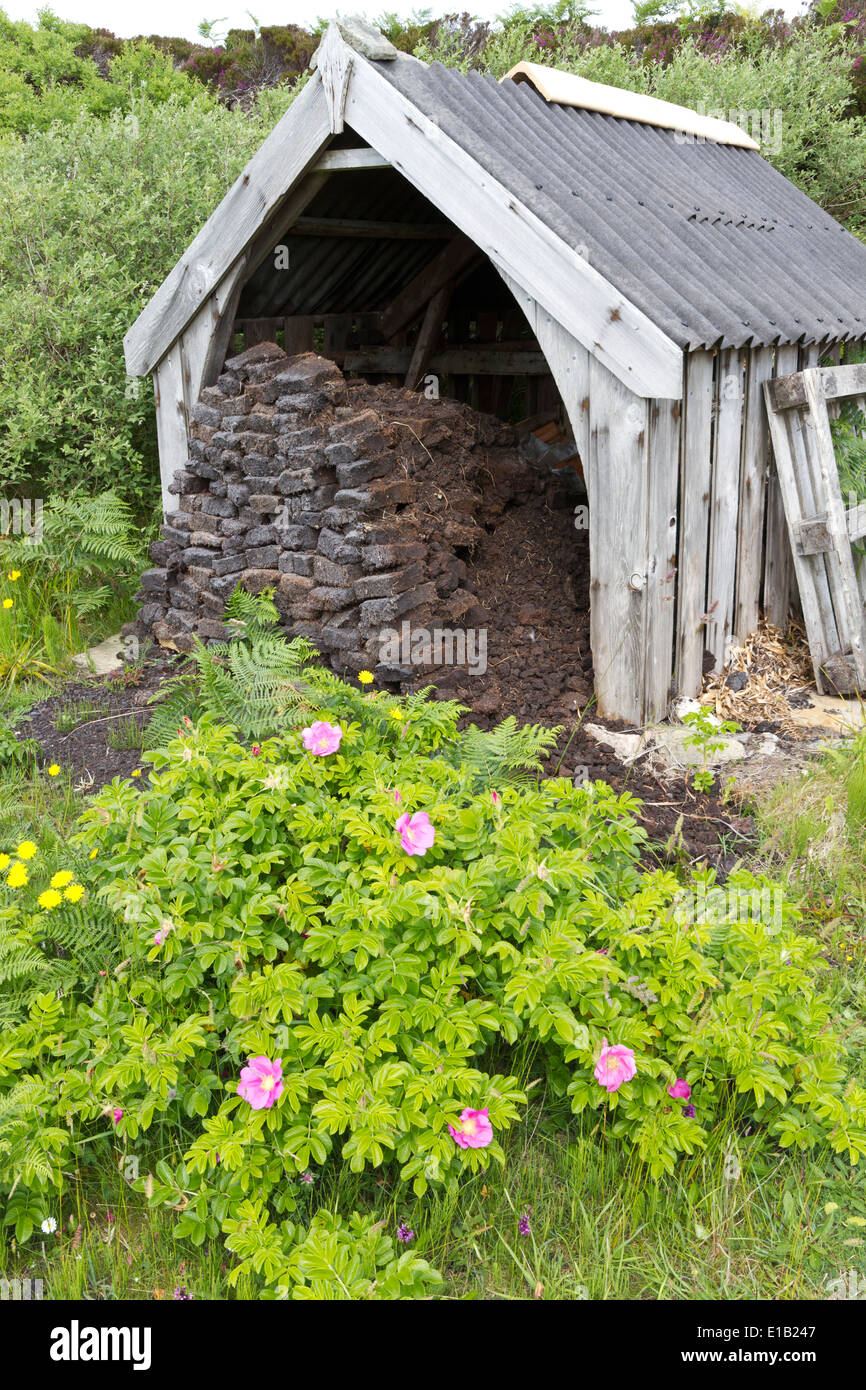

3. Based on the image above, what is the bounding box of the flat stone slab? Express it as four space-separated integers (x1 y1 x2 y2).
72 633 124 675
787 694 866 736
585 721 747 771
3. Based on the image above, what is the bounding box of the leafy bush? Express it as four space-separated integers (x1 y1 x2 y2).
0 491 146 682
0 11 199 136
0 658 864 1289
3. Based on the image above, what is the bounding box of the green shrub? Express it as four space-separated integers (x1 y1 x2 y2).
0 91 283 509
0 659 863 1291
0 491 146 682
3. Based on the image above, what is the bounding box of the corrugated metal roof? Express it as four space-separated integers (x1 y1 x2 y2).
375 57 866 350
238 169 454 318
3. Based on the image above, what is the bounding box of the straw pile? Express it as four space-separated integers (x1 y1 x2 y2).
701 620 814 734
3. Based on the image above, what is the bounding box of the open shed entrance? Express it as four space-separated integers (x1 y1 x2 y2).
226 145 595 724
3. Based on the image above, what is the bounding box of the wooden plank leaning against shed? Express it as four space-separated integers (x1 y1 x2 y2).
342 49 683 400
705 346 745 671
124 74 333 378
762 343 800 628
802 369 866 685
675 350 713 699
733 346 774 644
762 368 859 691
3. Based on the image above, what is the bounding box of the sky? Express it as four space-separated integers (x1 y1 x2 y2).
0 1 809 44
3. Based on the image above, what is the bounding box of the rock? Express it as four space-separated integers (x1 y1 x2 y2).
724 670 749 691
72 633 125 675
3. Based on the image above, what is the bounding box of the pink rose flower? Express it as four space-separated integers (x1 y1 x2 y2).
112 1108 123 1125
668 1078 691 1100
594 1041 637 1093
448 1107 493 1149
395 810 435 856
393 789 402 804
301 721 342 756
491 790 500 804
154 921 173 947
237 1055 284 1110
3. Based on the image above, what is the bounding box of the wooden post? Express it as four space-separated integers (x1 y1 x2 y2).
706 346 745 670
733 345 774 643
644 396 680 721
587 357 650 724
676 349 714 697
763 344 799 627
404 284 452 390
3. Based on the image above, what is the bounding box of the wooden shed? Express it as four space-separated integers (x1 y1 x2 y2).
125 18 866 723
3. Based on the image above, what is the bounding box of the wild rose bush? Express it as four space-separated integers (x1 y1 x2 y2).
1 687 865 1292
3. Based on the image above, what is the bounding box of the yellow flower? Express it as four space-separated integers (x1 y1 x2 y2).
358 670 374 685
89 848 98 859
2 598 12 610
38 889 62 910
131 769 142 778
16 841 37 860
7 571 20 582
6 863 28 889
64 884 85 903
0 854 9 871
48 765 60 777
50 870 75 889
389 708 404 722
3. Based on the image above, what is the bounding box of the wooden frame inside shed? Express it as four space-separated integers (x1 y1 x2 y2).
125 22 866 723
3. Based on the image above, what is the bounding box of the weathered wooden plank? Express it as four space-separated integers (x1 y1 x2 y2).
311 147 390 171
284 316 315 354
802 369 866 685
644 396 680 721
498 271 591 477
706 347 744 670
794 516 832 555
380 239 479 340
125 76 332 377
343 346 550 375
344 51 684 399
733 345 774 642
768 362 866 410
675 350 714 697
180 255 247 407
587 356 650 723
818 363 866 401
153 344 189 517
764 377 838 690
405 284 452 389
785 389 840 670
762 344 799 627
152 258 249 517
292 216 455 239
